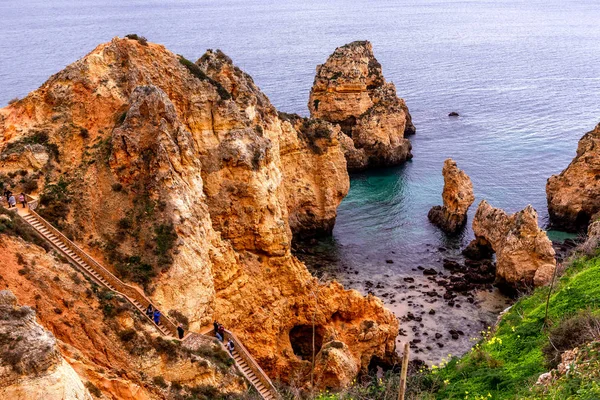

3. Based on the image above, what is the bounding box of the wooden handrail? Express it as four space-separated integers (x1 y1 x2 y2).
25 207 178 337
224 329 279 399
21 196 279 399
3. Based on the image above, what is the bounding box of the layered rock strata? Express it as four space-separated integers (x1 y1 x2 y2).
308 41 415 171
547 123 600 231
0 290 92 400
0 38 396 388
471 201 556 291
428 158 475 233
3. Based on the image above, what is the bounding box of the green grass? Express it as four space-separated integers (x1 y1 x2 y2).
418 254 600 400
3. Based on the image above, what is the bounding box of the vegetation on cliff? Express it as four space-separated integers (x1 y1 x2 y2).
406 247 600 399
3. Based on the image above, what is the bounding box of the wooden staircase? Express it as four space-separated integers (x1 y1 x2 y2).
16 199 279 399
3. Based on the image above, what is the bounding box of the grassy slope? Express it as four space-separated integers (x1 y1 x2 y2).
428 254 600 400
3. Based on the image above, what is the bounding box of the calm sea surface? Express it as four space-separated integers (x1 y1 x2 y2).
2 0 600 361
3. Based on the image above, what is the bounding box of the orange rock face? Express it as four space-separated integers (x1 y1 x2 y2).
471 201 556 290
428 159 475 233
0 234 246 400
308 41 415 171
547 123 600 232
0 38 397 389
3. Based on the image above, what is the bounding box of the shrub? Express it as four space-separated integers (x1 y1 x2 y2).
79 128 89 139
111 183 123 192
0 206 50 251
117 217 132 230
153 337 180 362
37 177 71 227
115 256 156 288
152 375 168 388
154 223 177 264
168 309 189 330
542 311 600 368
178 56 231 100
85 381 102 397
22 177 39 193
118 329 137 342
189 342 234 372
8 97 19 105
125 34 148 46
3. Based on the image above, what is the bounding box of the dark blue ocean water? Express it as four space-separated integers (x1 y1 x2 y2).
2 0 600 361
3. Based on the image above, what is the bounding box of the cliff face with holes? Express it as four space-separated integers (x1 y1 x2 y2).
0 38 397 390
547 123 600 232
308 41 415 171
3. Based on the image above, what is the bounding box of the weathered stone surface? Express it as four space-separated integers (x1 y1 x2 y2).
472 200 556 291
428 159 475 233
547 123 600 231
308 41 415 171
0 38 396 389
0 235 246 400
0 290 92 400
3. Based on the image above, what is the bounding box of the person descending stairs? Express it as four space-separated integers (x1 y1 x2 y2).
15 197 279 400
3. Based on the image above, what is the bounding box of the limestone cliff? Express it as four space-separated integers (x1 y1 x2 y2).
0 231 247 399
547 123 600 232
428 158 475 233
471 201 556 291
0 289 92 400
308 41 415 171
0 38 396 389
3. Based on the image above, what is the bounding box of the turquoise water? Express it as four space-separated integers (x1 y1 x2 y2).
2 0 599 361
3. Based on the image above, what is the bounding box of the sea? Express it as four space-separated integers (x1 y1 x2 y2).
2 0 600 363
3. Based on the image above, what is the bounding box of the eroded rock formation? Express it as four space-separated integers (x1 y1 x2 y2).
0 233 247 399
308 41 415 171
0 38 396 389
547 123 600 231
0 289 92 400
471 201 556 291
428 159 475 233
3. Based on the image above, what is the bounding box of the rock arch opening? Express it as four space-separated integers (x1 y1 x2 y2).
289 324 325 360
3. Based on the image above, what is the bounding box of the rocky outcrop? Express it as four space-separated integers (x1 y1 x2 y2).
580 216 600 254
0 290 92 400
277 113 350 238
428 159 475 233
0 38 396 389
471 201 556 291
308 41 415 171
0 233 247 399
547 123 600 231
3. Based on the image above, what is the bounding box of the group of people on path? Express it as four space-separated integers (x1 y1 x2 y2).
214 320 235 355
3 189 27 209
145 304 186 339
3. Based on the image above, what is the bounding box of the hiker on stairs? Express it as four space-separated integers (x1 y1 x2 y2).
8 195 16 209
227 338 235 356
153 309 161 325
146 304 154 318
19 193 26 208
177 323 185 339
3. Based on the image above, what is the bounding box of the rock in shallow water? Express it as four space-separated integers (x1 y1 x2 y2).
428 159 475 233
308 40 415 171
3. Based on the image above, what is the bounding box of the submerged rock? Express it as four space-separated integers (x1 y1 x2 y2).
308 40 415 171
428 159 475 233
472 200 556 291
547 123 600 232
